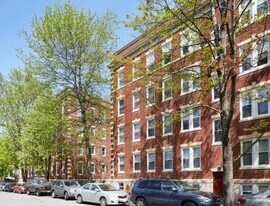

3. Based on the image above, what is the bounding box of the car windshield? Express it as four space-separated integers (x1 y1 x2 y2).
173 180 197 191
98 184 118 191
64 181 80 187
37 179 48 184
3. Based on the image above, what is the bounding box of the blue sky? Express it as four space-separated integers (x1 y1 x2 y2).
0 0 139 76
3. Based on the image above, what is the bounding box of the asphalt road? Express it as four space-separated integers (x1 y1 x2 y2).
0 191 98 206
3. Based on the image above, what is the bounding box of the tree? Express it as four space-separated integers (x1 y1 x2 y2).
0 69 48 181
20 93 67 180
22 2 118 181
125 0 270 205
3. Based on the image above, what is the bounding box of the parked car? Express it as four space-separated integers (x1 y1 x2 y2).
237 189 270 205
75 182 129 206
0 182 8 191
51 179 80 200
130 179 223 206
3 182 16 192
13 183 26 194
25 178 51 196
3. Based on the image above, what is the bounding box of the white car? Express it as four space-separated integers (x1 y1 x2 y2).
75 183 129 206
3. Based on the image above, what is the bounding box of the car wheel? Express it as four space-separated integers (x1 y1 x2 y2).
77 195 83 204
136 197 148 206
100 197 107 206
36 189 41 196
51 190 56 198
64 192 69 200
26 189 30 195
183 202 196 206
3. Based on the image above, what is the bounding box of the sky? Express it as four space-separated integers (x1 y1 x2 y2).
0 0 140 76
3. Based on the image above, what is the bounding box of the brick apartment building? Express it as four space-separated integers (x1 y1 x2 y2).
49 97 112 183
110 0 270 198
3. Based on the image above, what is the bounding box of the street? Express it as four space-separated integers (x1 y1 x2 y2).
0 191 97 206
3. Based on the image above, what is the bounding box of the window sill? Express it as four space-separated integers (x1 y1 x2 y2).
132 171 141 173
212 142 222 146
162 169 173 172
162 97 173 102
146 136 155 140
180 128 202 134
182 168 202 172
146 170 156 173
162 133 173 137
240 165 270 170
118 114 124 118
132 109 140 113
180 88 201 96
117 142 125 146
239 63 270 76
132 140 141 143
118 171 125 174
240 114 270 122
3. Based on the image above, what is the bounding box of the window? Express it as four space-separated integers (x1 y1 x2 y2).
102 164 106 174
133 92 140 111
118 155 125 173
182 107 201 131
78 146 84 156
211 73 220 101
133 121 140 141
241 185 270 195
240 88 270 119
242 185 253 195
239 35 270 73
162 76 172 101
118 126 125 144
146 85 155 106
213 119 222 143
101 147 106 156
133 153 141 172
55 162 59 175
77 105 82 117
90 163 95 173
146 50 155 71
163 113 172 135
181 66 200 94
91 145 95 155
89 126 95 137
163 149 173 171
101 129 107 140
118 99 124 116
147 151 156 171
181 28 200 56
101 112 106 122
77 163 83 175
62 161 66 175
161 181 176 191
118 69 124 88
147 116 155 139
133 67 141 81
162 40 172 64
241 137 270 167
182 147 201 170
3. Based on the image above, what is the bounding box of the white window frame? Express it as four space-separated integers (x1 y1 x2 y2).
240 87 270 121
146 115 155 139
181 66 200 95
162 76 172 101
101 129 107 140
132 91 140 112
118 125 125 145
101 146 106 156
147 150 156 172
180 28 200 57
146 50 155 70
90 163 95 173
162 113 173 136
181 106 201 132
163 148 173 171
133 152 141 173
132 120 140 142
118 99 124 116
146 84 155 106
162 39 172 65
118 154 125 173
101 164 106 174
91 145 95 156
212 118 222 145
181 146 201 171
118 67 124 88
240 136 270 169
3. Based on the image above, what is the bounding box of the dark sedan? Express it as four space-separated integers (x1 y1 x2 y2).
3 182 16 192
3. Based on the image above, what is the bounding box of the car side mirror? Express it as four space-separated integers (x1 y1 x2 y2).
172 188 178 192
94 188 100 192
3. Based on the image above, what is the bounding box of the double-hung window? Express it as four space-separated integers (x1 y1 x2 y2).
162 40 172 65
147 151 156 172
118 68 124 88
162 113 172 135
240 87 270 120
241 137 270 168
118 126 125 144
163 149 173 171
133 121 140 141
133 153 141 172
147 85 155 106
213 119 223 144
146 50 155 71
147 116 155 139
182 146 201 170
181 28 200 56
182 107 201 131
181 66 200 94
162 76 172 101
118 154 125 173
133 91 140 111
118 99 124 116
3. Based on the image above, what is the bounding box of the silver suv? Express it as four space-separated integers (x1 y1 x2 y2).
51 179 80 200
